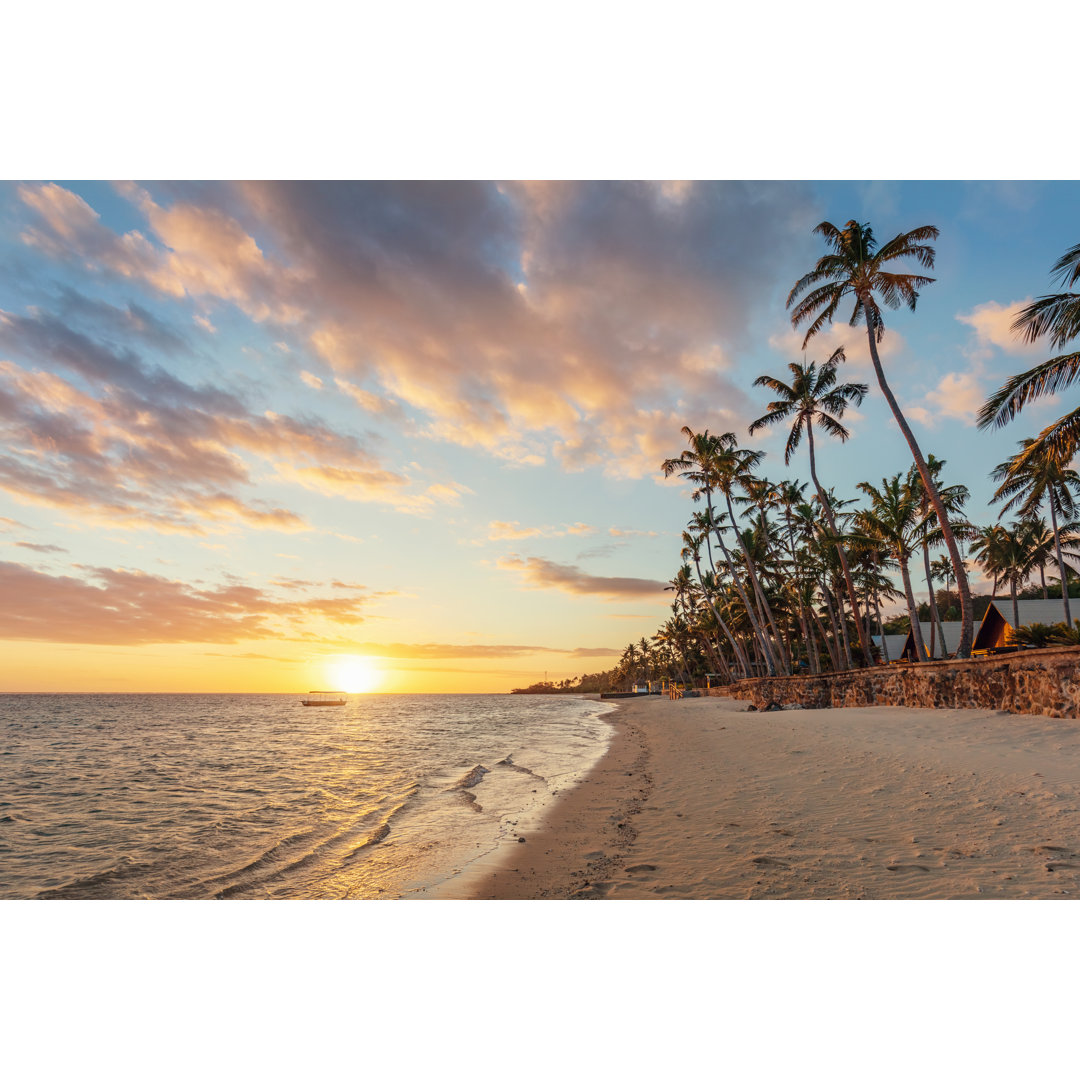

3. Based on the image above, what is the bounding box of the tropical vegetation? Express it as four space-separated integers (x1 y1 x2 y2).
518 230 1080 694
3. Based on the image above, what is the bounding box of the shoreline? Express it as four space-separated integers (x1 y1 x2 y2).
433 695 1080 899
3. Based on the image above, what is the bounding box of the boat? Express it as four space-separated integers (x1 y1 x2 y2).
301 690 348 706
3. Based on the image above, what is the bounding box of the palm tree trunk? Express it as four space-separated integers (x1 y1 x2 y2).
1049 489 1073 627
690 553 749 678
864 323 974 656
806 423 874 665
922 542 947 658
899 556 927 661
704 490 776 675
809 598 839 671
712 518 778 676
723 491 784 674
1010 577 1020 642
873 586 888 663
833 585 855 669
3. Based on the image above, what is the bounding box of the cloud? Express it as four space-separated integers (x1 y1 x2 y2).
0 561 380 644
487 520 597 541
498 555 667 600
0 305 462 531
299 370 323 389
956 299 1044 359
17 180 818 479
767 321 905 372
13 541 67 553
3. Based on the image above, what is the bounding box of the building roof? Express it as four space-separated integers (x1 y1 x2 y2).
902 620 971 659
872 634 909 660
983 598 1074 629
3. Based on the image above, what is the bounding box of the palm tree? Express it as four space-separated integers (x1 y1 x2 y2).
979 241 1080 459
970 522 1033 636
748 347 873 665
906 457 971 659
855 475 928 661
663 429 780 675
708 434 789 671
788 219 975 657
680 525 750 678
991 437 1080 627
930 554 955 611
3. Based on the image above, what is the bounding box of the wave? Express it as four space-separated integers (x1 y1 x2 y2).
495 754 546 782
36 857 157 899
457 764 489 789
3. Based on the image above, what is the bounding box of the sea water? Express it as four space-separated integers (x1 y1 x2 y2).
0 693 614 899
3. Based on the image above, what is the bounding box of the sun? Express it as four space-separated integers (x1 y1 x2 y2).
327 655 382 694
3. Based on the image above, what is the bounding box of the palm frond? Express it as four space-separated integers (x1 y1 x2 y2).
1011 293 1080 349
976 351 1080 429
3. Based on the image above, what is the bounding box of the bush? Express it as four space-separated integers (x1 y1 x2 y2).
1007 622 1080 648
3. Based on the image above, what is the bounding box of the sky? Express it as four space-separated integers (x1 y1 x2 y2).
2 179 1080 692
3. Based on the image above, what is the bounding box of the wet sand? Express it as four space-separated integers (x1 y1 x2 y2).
436 694 1080 899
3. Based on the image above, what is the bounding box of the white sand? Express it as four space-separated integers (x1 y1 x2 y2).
439 695 1080 899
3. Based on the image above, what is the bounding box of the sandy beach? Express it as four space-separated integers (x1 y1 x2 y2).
440 695 1080 899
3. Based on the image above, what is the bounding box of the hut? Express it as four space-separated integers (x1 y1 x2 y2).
900 620 970 660
871 634 909 663
971 598 1075 652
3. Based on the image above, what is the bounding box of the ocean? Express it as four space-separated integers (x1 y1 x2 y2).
0 693 615 899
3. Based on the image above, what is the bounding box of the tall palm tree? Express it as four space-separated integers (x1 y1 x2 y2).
749 346 872 664
991 437 1080 627
979 241 1080 459
788 219 975 657
855 475 928 661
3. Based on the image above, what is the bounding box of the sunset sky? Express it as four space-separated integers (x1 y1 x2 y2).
3 180 1080 692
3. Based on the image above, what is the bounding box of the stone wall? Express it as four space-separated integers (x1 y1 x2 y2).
707 646 1080 719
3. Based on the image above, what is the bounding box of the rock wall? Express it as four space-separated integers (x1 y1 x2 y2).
707 646 1080 719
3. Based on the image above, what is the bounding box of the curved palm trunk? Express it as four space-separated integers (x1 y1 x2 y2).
690 553 749 678
703 490 774 675
712 518 778 675
865 324 974 656
898 554 928 661
806 423 874 665
1049 489 1074 627
808 597 840 671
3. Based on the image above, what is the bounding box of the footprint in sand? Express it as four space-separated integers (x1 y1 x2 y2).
752 855 790 869
1035 844 1071 854
625 864 658 874
885 864 930 873
571 881 614 899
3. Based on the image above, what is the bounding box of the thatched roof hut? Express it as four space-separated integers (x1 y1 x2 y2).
972 599 1074 652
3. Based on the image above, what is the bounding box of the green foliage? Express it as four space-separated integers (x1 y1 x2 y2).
1009 622 1061 648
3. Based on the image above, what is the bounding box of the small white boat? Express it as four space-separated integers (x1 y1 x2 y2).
301 690 348 707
